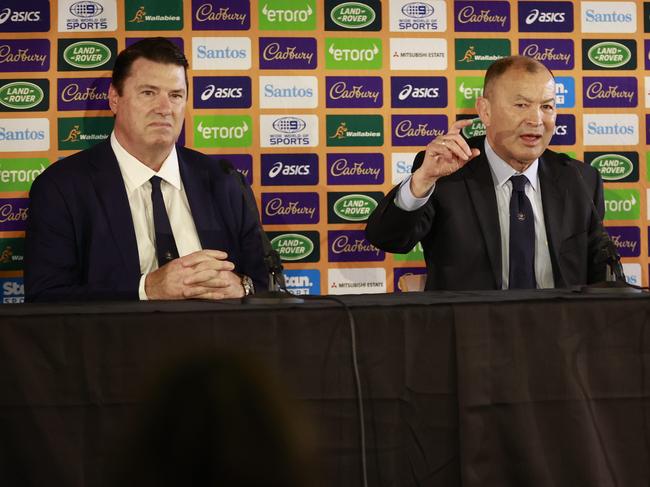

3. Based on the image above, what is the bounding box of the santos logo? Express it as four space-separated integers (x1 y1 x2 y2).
259 76 317 109
581 2 636 33
0 118 48 152
260 114 318 147
192 37 251 70
392 152 416 184
583 114 638 145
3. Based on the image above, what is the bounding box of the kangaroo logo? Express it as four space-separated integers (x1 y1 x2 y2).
459 46 476 62
62 125 81 142
329 122 347 139
129 6 146 23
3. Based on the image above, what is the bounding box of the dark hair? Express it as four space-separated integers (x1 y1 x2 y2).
483 55 554 99
111 37 189 95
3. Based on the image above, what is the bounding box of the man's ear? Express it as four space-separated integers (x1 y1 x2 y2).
108 84 119 114
476 96 490 127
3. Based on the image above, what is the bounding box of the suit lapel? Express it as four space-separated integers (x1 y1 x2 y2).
178 149 224 250
464 155 502 289
538 154 567 286
88 141 140 272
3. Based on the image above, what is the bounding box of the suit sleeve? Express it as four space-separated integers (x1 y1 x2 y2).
24 172 139 302
365 151 436 253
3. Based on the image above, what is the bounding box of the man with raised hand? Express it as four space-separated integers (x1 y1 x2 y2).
366 55 606 291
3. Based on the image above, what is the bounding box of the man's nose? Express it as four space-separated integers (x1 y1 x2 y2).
154 93 172 113
525 106 543 125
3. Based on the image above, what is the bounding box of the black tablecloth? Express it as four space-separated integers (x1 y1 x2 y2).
1 290 649 486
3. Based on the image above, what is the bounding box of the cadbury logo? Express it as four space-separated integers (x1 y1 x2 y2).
265 197 316 219
521 44 571 65
328 81 379 103
0 204 27 223
262 42 314 64
330 158 381 180
0 45 47 66
457 6 507 26
195 4 247 24
61 83 108 102
610 235 637 252
394 120 443 138
331 235 382 256
585 82 635 104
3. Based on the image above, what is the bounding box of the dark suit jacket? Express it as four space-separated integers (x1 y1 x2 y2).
25 140 268 301
366 136 606 290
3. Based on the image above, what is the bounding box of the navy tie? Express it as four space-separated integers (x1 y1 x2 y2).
150 176 179 268
509 175 536 289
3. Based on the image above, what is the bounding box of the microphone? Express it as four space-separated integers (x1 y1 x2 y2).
559 154 641 293
218 159 303 304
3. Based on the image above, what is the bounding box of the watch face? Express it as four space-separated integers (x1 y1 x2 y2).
241 275 254 296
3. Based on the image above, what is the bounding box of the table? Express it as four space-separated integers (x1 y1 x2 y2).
1 289 649 487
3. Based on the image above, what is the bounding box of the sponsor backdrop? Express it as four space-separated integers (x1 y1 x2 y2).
1 0 649 302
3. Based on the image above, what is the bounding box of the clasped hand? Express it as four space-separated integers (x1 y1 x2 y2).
145 249 244 300
410 118 482 197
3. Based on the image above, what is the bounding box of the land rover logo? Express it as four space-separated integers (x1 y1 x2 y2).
587 42 631 69
590 154 633 181
461 118 486 138
63 41 111 69
270 233 314 261
331 2 376 29
0 82 43 109
333 194 377 221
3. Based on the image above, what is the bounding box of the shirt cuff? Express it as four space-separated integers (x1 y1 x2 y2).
138 274 149 301
394 175 435 211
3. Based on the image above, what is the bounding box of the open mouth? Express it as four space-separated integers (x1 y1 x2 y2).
520 134 542 145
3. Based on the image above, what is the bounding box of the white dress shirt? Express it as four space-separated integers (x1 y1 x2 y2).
110 132 202 299
395 138 555 289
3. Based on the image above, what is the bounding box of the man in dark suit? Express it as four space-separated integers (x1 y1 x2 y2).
366 56 606 291
25 38 267 301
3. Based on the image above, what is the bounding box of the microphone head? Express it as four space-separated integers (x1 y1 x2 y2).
218 159 235 175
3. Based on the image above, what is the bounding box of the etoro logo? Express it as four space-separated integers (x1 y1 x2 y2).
0 158 49 192
270 233 314 261
259 0 315 30
456 77 483 108
0 81 45 110
63 40 112 69
604 189 639 220
325 38 382 69
330 2 376 29
587 41 632 68
194 115 252 148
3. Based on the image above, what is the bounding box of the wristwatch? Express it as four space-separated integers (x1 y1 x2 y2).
240 274 254 296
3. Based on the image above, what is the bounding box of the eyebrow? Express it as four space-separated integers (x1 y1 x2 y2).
514 95 556 104
137 84 186 94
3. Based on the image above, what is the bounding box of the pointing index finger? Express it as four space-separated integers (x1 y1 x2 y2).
447 118 478 135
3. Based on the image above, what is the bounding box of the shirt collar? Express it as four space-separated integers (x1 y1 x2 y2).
484 138 539 191
110 132 181 193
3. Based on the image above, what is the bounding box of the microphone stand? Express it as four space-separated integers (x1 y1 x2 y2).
219 160 303 304
563 155 642 294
